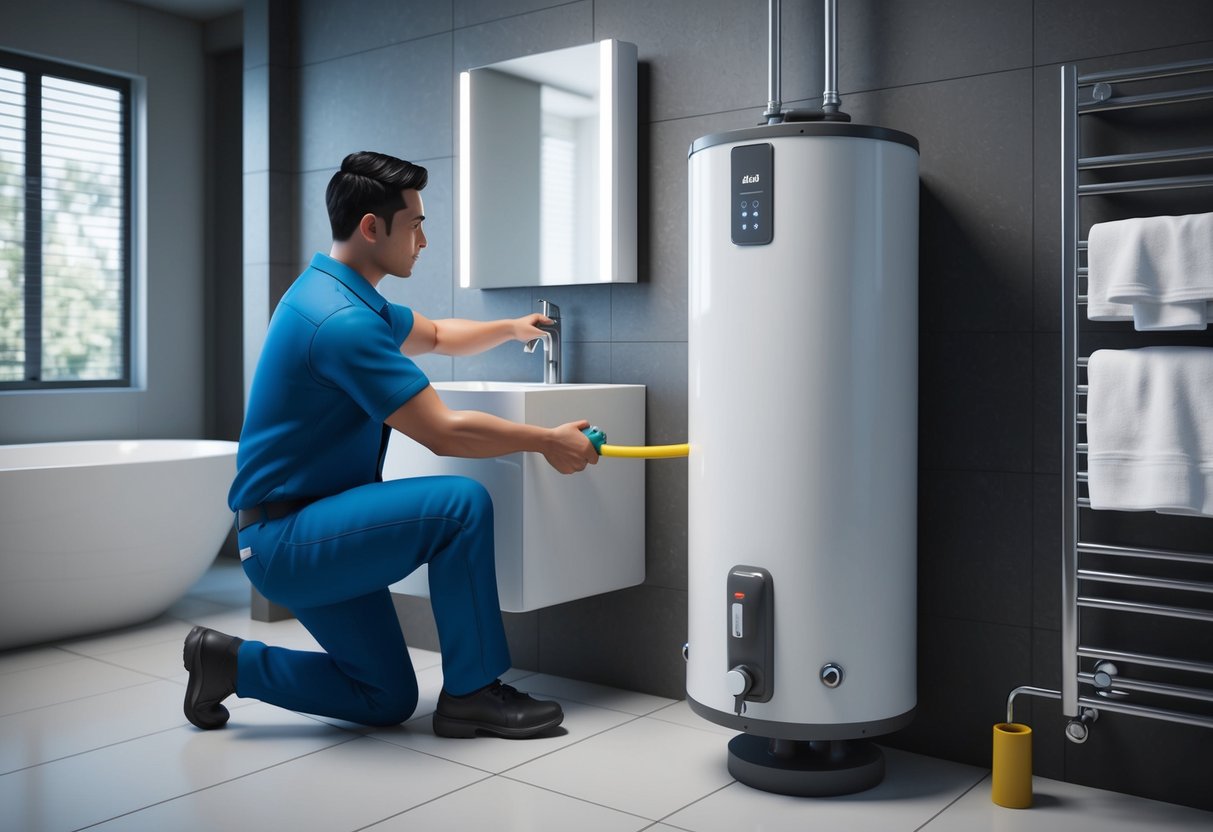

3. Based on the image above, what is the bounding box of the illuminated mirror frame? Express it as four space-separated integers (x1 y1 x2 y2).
459 39 637 288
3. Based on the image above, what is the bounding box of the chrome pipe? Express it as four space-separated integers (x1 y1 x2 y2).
1079 673 1213 705
1079 145 1213 169
1077 569 1213 595
1078 55 1213 85
764 0 783 122
1077 541 1213 566
822 0 840 112
1078 647 1213 676
1077 596 1213 624
1078 83 1213 113
1078 173 1213 195
1005 685 1061 724
1077 695 1213 730
1060 64 1080 718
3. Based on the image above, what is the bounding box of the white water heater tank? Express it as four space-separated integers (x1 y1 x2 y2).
686 121 919 795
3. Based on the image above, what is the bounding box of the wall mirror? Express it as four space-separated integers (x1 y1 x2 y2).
459 39 637 288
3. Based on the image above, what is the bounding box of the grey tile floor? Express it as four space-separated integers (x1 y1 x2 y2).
3 559 1211 831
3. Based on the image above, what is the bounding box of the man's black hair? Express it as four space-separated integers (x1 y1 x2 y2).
325 151 429 241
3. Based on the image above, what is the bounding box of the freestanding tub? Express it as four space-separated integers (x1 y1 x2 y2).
0 439 238 650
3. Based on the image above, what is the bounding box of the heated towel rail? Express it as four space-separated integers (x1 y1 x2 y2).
1013 56 1213 742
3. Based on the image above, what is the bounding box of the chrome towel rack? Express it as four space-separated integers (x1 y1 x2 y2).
1012 56 1213 742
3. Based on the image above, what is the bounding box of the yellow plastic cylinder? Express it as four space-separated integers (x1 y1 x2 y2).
991 722 1033 808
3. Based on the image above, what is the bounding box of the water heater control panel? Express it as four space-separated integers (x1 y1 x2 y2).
731 143 773 246
726 565 773 711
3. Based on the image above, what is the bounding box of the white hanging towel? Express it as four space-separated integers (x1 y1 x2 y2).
1086 347 1213 517
1087 212 1213 330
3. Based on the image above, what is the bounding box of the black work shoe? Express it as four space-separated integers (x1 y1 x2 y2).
182 625 243 730
433 680 564 739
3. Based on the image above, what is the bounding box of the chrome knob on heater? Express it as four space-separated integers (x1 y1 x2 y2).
727 666 753 715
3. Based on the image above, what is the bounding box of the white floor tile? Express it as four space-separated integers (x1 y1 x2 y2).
923 772 1213 831
663 746 987 832
0 680 190 774
0 702 356 832
98 636 192 682
0 645 78 676
409 645 443 671
367 774 651 832
646 699 740 737
54 615 194 658
371 697 638 774
517 673 677 715
86 735 485 832
0 656 156 717
506 715 736 821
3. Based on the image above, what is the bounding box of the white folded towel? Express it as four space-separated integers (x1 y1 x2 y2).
1086 347 1213 517
1087 212 1213 330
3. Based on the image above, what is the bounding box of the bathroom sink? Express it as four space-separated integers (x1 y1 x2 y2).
382 381 646 612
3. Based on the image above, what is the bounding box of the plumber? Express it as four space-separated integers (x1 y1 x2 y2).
183 150 598 738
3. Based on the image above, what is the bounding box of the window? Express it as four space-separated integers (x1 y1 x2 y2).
0 50 132 389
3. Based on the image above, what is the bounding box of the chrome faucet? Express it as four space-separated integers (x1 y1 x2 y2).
523 299 561 384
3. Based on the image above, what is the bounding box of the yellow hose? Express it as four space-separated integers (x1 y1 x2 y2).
600 443 690 459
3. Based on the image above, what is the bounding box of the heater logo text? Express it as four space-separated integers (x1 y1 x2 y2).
741 173 760 184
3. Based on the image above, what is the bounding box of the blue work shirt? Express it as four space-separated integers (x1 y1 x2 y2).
228 253 430 511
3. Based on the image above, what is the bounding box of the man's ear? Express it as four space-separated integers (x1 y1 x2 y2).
357 212 379 242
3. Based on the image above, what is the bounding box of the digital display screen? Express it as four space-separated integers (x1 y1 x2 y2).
731 143 773 246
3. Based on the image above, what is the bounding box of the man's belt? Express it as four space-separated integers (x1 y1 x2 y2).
236 498 316 531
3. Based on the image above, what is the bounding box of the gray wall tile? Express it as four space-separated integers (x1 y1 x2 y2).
846 71 1034 333
1034 334 1061 476
920 332 1033 472
454 0 575 30
297 33 453 173
453 2 593 73
919 470 1034 627
883 616 1031 767
611 341 687 593
537 584 687 698
840 0 1032 92
594 0 801 123
1032 474 1062 631
298 0 452 65
1035 0 1213 66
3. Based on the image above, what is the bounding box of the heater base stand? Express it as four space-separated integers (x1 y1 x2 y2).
727 735 885 797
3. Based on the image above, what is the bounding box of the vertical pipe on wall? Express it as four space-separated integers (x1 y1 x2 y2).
822 0 840 112
1060 64 1080 718
764 0 782 122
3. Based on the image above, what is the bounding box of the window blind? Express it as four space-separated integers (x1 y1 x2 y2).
0 51 130 388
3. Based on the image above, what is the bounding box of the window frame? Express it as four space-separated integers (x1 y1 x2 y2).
0 49 134 391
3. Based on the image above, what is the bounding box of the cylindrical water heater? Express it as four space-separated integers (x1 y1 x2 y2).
686 120 919 796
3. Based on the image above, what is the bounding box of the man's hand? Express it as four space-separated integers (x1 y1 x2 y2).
543 420 600 474
513 313 554 344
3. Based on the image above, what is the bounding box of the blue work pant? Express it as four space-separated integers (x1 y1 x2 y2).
234 475 511 726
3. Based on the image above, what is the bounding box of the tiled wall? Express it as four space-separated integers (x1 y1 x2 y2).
244 0 1213 810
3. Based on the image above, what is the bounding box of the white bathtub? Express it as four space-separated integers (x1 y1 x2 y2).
0 439 238 650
